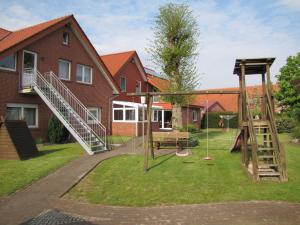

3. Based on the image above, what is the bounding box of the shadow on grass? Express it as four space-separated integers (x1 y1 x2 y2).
37 148 67 157
148 153 176 171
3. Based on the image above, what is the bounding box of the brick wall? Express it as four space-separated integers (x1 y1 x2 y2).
0 26 114 141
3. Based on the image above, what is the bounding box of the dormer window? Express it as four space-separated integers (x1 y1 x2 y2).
63 32 69 45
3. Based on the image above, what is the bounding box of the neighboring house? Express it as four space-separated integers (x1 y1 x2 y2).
194 84 279 113
146 68 203 130
0 15 119 154
100 51 160 136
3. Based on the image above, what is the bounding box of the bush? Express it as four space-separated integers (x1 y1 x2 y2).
275 116 296 133
201 112 238 129
292 123 300 139
179 124 198 133
48 116 69 144
180 133 199 147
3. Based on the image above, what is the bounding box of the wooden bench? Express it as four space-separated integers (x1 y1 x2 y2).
152 131 189 150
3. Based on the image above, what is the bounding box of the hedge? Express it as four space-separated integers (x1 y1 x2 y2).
201 112 238 129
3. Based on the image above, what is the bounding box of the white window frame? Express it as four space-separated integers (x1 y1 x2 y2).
152 110 158 122
0 53 17 71
120 76 126 92
6 103 38 128
136 80 141 93
192 110 198 121
63 32 69 45
58 59 71 81
87 107 100 124
76 64 93 84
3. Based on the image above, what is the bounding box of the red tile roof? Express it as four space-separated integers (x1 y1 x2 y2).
153 102 172 110
0 15 72 53
193 84 279 112
146 74 170 91
0 28 11 41
100 51 136 76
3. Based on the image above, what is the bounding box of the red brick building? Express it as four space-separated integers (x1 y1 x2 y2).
0 15 119 154
101 51 160 136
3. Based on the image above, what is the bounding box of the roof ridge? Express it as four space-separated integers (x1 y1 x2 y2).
12 14 73 32
100 50 136 57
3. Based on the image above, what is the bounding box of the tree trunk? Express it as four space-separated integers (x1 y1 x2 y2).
172 103 183 130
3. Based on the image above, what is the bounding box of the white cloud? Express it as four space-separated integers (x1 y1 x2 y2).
0 0 299 89
277 0 300 11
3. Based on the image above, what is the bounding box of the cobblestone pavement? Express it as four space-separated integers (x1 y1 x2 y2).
23 200 300 225
2 138 300 225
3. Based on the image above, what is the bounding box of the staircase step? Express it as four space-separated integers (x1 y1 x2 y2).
258 155 274 159
258 147 274 151
258 171 280 177
258 164 278 168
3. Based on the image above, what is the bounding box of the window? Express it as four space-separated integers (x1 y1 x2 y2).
6 104 38 128
58 59 71 80
63 32 69 45
88 107 100 124
76 64 92 84
0 54 16 71
153 95 160 103
152 110 158 122
120 77 126 92
113 109 123 121
192 110 198 121
125 109 135 121
135 81 141 93
138 108 147 121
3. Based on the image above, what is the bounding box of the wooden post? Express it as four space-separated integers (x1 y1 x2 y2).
240 63 248 165
266 63 275 111
261 73 267 120
144 94 154 172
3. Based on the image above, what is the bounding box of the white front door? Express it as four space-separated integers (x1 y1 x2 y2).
22 50 37 88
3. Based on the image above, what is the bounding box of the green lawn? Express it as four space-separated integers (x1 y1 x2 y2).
66 129 300 206
107 135 132 145
0 143 83 197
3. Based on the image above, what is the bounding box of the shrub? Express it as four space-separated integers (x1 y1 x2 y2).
292 123 300 139
48 116 69 144
179 123 198 133
181 133 199 147
35 138 44 144
275 116 296 133
201 112 238 129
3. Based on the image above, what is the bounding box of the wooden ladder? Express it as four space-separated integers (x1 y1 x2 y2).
253 120 281 179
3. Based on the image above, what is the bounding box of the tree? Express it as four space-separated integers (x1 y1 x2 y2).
275 52 300 120
149 3 199 129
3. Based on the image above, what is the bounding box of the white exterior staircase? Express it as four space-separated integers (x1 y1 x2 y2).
24 69 106 155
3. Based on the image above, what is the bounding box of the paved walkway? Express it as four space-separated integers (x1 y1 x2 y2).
1 138 300 225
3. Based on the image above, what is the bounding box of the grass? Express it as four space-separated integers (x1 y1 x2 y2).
107 135 132 145
66 129 300 206
0 143 83 197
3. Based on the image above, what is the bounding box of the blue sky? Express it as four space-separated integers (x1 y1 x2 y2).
1 0 299 88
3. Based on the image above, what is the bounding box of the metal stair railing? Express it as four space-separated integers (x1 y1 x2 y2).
27 69 106 154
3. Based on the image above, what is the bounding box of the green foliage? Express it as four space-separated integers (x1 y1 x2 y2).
35 138 44 144
179 123 198 133
201 112 238 129
48 116 69 144
275 52 300 117
275 115 296 133
292 123 300 139
149 3 199 105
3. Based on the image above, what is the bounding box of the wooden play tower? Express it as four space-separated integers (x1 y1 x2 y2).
234 58 288 181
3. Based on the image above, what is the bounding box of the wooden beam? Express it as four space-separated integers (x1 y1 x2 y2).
145 94 154 171
127 90 240 97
